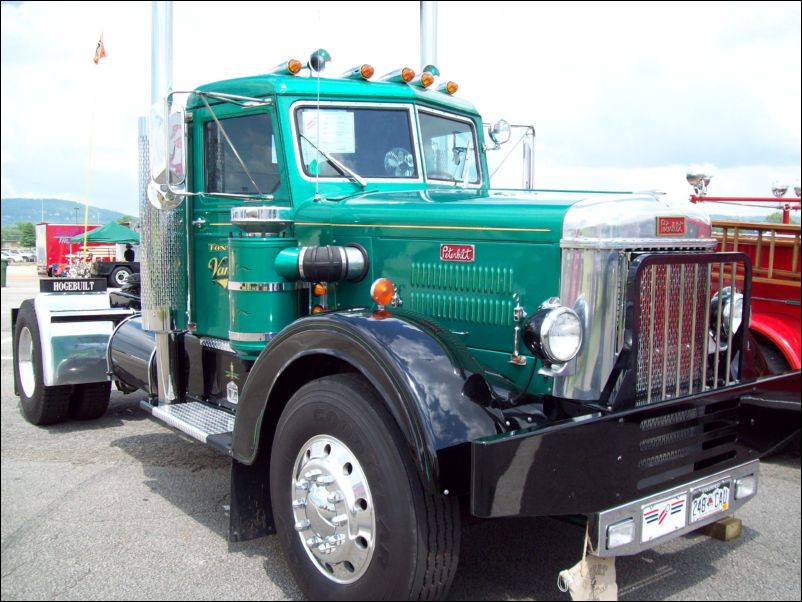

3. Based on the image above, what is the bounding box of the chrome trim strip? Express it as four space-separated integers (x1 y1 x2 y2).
676 265 686 395
647 267 656 404
228 330 277 342
561 238 717 250
228 281 306 292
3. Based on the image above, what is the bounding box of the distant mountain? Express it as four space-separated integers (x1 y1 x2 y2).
1 198 136 227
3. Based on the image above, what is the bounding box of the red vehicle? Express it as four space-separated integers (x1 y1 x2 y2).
688 177 801 373
35 223 105 276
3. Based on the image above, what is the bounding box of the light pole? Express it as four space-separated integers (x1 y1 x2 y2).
73 207 79 224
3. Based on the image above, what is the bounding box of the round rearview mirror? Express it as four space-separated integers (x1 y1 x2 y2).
488 119 511 146
771 181 788 198
147 180 182 210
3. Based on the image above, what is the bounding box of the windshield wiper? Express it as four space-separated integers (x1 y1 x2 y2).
300 134 367 188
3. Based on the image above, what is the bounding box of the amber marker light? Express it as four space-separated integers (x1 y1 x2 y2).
360 64 375 79
401 67 415 83
370 278 395 308
420 72 435 88
271 59 303 75
342 64 375 80
438 81 459 95
312 282 328 297
311 304 325 314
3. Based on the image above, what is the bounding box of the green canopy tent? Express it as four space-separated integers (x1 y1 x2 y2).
69 221 140 244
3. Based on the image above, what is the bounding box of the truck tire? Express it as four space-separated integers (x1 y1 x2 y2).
69 381 111 420
757 335 791 375
270 374 460 601
110 266 131 288
13 301 71 425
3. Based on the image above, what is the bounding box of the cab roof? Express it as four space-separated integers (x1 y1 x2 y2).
188 73 479 116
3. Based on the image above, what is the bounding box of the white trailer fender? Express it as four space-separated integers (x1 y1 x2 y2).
32 293 119 387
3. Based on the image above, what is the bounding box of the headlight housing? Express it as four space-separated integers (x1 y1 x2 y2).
522 300 583 365
711 288 744 337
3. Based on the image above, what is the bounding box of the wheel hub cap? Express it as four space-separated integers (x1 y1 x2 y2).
291 434 375 584
18 326 36 398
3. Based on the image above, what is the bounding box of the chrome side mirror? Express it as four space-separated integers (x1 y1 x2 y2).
488 119 511 147
148 96 187 210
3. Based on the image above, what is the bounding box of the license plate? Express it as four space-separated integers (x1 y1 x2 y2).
641 494 687 543
691 480 731 523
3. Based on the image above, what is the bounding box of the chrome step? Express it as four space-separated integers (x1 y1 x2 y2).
140 400 234 452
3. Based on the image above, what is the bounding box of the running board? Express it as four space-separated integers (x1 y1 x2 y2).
140 400 233 454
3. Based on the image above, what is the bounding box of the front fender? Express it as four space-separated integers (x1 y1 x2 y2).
751 311 801 369
233 309 498 494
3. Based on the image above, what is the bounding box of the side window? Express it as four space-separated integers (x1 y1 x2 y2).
419 112 480 184
203 113 279 194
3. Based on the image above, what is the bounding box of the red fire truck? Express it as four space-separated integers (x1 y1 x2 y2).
688 175 801 373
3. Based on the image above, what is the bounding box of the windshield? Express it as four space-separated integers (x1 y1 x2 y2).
295 106 418 179
419 111 480 185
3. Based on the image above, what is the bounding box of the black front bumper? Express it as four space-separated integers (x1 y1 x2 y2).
471 371 800 518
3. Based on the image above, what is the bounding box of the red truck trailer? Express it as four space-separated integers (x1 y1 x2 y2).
35 223 104 275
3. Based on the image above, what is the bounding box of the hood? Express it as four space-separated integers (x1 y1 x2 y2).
319 188 637 244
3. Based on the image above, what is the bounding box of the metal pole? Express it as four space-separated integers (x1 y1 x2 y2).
420 1 438 70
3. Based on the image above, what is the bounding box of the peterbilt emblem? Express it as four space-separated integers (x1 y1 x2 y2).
656 217 686 237
440 244 475 262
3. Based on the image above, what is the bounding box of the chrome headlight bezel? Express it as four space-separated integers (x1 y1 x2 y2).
523 301 584 365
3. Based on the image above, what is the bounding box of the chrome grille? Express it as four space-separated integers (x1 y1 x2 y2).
634 254 747 406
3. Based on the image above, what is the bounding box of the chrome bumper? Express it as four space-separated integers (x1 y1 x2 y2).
590 460 759 556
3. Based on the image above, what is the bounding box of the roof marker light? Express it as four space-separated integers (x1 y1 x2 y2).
438 81 459 95
341 64 375 80
380 67 415 84
414 71 435 88
270 59 303 76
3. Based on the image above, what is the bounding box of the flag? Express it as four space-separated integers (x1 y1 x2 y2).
93 34 106 65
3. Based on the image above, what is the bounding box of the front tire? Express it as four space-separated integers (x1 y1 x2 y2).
270 374 460 601
13 301 71 425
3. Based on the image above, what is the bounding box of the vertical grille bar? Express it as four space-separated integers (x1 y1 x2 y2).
713 264 724 387
675 265 686 395
688 264 698 395
725 262 737 386
647 266 656 404
661 265 671 401
701 269 711 392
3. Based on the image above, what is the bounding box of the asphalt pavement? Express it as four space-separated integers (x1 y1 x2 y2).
1 264 800 601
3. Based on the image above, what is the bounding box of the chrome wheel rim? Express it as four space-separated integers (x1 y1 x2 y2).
18 326 36 398
291 434 376 584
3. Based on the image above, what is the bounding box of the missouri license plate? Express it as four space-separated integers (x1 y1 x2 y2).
641 494 687 542
690 480 731 523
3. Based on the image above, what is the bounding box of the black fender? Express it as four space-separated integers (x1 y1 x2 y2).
232 309 499 495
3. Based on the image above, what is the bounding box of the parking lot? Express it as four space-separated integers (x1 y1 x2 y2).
1 264 800 601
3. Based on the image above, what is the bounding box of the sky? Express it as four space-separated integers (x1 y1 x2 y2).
1 1 800 218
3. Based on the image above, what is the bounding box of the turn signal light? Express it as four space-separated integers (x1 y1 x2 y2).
311 304 325 314
312 283 328 297
370 278 395 307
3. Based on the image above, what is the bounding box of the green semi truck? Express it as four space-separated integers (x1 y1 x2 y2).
12 49 800 600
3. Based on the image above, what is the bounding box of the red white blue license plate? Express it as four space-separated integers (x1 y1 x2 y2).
690 480 731 523
641 494 687 542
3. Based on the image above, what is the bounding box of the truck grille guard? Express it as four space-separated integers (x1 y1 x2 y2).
605 251 752 412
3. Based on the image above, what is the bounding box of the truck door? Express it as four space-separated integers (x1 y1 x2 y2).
190 106 286 339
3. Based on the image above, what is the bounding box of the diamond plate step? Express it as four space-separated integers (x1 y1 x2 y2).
141 400 234 451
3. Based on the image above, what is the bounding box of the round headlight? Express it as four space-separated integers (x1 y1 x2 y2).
711 289 743 336
523 305 583 365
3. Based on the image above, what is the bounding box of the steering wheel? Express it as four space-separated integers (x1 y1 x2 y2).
384 148 414 177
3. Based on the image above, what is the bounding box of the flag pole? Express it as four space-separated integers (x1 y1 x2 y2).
83 34 106 256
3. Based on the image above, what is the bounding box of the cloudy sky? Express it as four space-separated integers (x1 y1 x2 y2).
1 1 800 217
